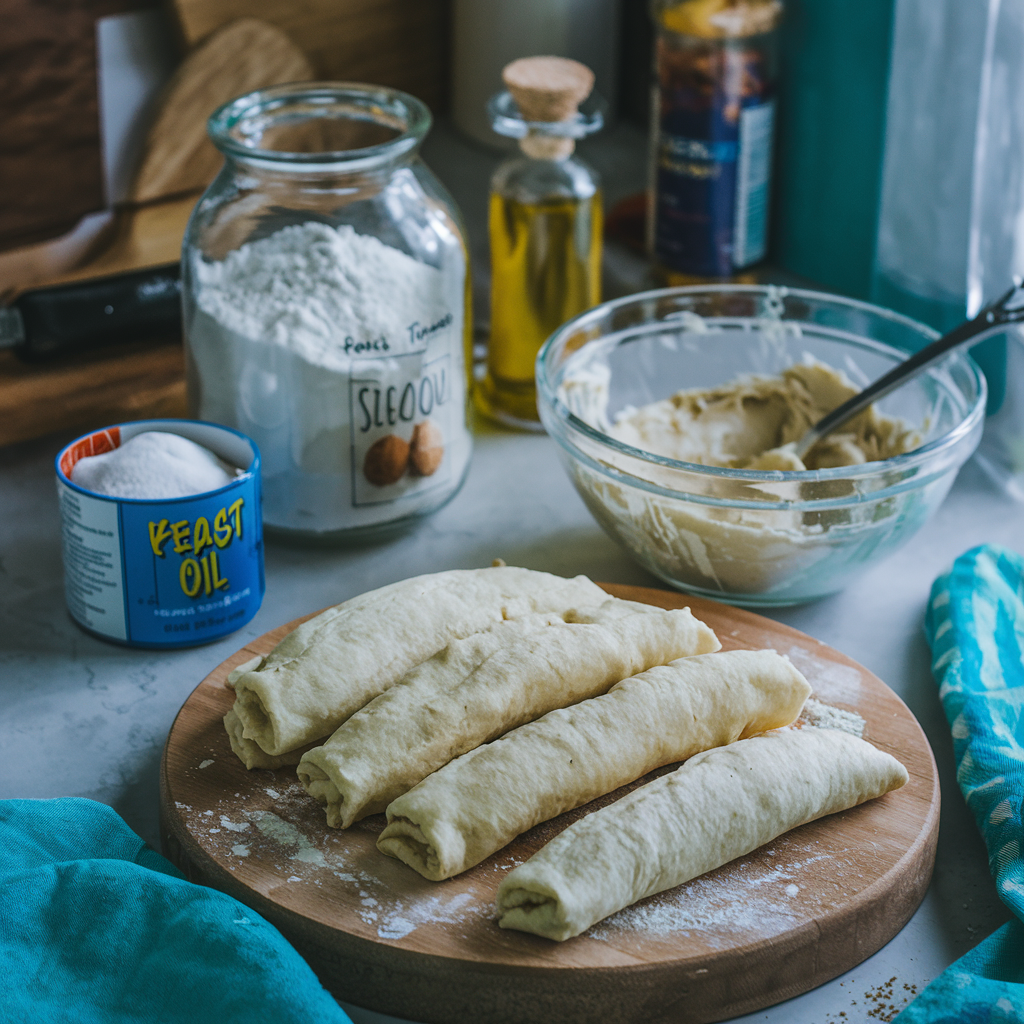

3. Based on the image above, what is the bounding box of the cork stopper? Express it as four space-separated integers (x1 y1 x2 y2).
502 56 594 159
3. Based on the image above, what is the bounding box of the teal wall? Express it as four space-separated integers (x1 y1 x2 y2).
771 0 896 299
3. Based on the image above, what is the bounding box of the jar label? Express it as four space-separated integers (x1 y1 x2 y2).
187 215 471 534
652 21 776 278
349 350 454 506
58 483 128 640
653 97 774 275
733 101 774 268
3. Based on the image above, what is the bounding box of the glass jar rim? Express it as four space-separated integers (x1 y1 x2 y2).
207 81 432 172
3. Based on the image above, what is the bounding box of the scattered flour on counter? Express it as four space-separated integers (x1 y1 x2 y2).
379 918 415 940
786 647 865 703
373 891 479 941
71 431 239 500
199 760 215 769
247 810 326 867
193 791 855 947
195 797 487 941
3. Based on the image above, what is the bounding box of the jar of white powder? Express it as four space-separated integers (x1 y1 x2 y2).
183 83 472 540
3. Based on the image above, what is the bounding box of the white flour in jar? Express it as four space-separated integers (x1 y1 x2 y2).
187 222 469 534
194 223 447 371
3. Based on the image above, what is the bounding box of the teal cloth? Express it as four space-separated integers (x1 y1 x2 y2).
895 544 1024 1022
0 798 351 1024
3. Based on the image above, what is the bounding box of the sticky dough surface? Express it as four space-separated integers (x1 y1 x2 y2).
297 601 720 828
495 727 909 941
228 567 607 756
608 361 920 472
377 649 810 880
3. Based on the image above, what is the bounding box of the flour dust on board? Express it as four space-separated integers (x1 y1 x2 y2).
186 221 470 535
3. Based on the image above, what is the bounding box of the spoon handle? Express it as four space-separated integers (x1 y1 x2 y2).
793 281 1024 460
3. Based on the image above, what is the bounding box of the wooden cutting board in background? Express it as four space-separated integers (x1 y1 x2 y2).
0 0 129 254
0 18 313 448
10 18 315 295
1 1 452 449
160 584 940 1024
170 0 449 110
130 17 314 204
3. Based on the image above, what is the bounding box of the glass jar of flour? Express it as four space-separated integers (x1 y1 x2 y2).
183 83 472 540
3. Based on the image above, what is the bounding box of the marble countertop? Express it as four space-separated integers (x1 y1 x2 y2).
1 121 1021 1024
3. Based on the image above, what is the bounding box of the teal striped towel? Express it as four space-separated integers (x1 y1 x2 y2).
0 798 351 1024
895 544 1024 1022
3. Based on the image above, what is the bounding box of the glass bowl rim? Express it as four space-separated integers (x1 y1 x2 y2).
207 81 432 169
536 283 988 489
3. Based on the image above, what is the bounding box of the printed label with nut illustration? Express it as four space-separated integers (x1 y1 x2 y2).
349 351 452 506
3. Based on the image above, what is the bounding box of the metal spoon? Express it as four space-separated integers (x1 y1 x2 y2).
792 280 1024 461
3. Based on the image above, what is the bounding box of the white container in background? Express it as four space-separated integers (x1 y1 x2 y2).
452 0 619 148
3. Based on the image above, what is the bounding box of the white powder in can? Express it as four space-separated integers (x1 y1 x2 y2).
71 431 239 499
186 222 470 535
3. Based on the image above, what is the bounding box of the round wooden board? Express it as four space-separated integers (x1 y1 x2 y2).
160 584 939 1024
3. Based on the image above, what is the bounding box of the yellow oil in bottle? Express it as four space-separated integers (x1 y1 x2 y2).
477 191 603 426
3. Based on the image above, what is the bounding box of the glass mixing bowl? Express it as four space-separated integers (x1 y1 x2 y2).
536 286 987 606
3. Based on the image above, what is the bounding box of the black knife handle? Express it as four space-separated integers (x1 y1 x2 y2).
15 264 182 361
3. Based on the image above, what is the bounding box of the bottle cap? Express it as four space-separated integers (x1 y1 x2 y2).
659 0 783 40
502 56 595 122
501 56 595 159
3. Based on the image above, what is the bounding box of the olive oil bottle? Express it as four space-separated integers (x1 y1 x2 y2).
476 56 604 429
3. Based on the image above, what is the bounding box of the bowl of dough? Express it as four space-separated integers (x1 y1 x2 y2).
536 285 986 607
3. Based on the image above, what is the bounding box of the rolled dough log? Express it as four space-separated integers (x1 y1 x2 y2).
221 657 320 769
222 709 321 770
377 649 811 879
229 566 607 756
496 727 909 941
297 601 721 828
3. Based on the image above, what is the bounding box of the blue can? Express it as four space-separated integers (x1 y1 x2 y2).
56 419 264 648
